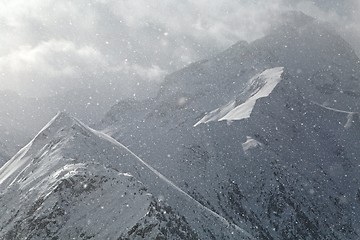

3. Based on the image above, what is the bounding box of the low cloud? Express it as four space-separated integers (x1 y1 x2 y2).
0 40 108 96
129 64 167 83
0 0 358 98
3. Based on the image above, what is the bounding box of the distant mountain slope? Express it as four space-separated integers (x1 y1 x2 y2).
99 11 360 239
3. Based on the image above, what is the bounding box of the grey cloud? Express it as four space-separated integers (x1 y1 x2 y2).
0 0 358 98
0 40 108 96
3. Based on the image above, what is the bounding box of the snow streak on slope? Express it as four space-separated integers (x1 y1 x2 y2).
242 136 264 153
195 67 284 126
311 101 360 129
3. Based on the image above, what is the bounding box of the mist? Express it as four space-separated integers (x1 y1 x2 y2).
0 0 359 98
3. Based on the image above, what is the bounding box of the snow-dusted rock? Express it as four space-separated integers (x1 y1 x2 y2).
0 112 251 239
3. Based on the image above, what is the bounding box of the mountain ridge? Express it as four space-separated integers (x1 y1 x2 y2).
0 111 252 239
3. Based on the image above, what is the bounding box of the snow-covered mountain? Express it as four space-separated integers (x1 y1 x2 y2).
99 12 360 239
1 11 359 239
0 112 251 239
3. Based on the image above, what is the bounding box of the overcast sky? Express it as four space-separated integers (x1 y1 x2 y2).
0 0 359 98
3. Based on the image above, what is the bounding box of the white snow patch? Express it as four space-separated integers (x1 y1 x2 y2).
194 101 236 127
221 67 284 121
194 67 284 126
242 136 264 153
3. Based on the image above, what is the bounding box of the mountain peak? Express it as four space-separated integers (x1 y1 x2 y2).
0 112 92 188
33 111 88 143
46 111 75 128
264 11 316 34
278 10 315 27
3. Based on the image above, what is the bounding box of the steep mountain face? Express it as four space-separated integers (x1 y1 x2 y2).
0 112 251 240
99 12 360 239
